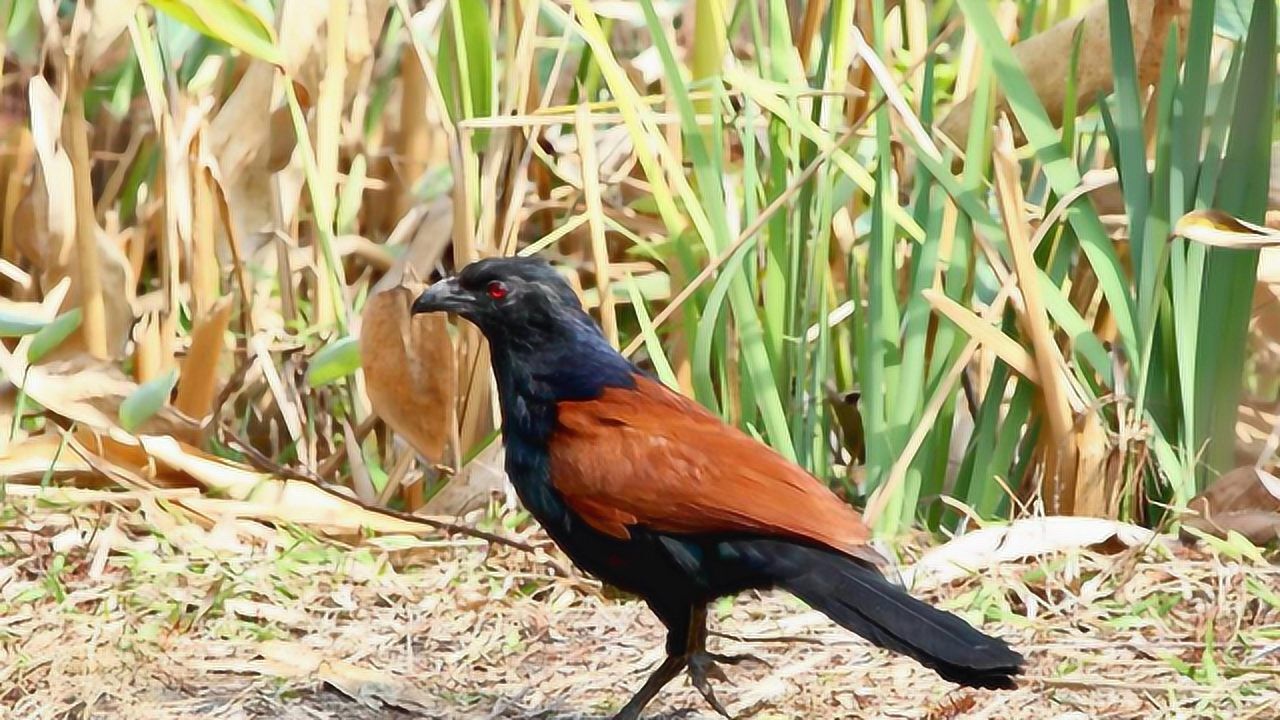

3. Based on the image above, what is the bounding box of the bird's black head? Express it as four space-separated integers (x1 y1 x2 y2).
412 257 635 402
412 257 587 343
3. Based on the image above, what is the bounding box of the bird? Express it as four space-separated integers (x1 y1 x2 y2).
412 257 1024 719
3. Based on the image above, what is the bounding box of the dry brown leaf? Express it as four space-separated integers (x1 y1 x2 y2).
333 234 395 270
369 197 455 294
0 355 125 430
65 75 111 360
1175 209 1280 249
939 0 1189 146
199 0 335 260
348 1 391 70
207 62 278 259
224 599 310 627
23 77 135 359
1073 413 1119 519
25 72 75 246
1184 466 1280 545
359 286 456 465
899 517 1156 590
174 295 233 420
1 128 36 274
0 349 198 439
1 483 195 506
244 640 433 713
191 166 220 317
135 434 443 536
0 433 94 481
379 38 449 231
344 419 377 504
73 426 165 477
132 311 162 383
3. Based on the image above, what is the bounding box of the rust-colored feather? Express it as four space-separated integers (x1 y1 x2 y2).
549 375 878 563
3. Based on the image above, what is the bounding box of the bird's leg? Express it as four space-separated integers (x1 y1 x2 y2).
611 604 694 720
684 606 774 718
613 604 769 720
611 653 687 720
686 653 733 718
687 605 771 719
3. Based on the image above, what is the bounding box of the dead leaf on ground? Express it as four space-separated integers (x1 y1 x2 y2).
5 426 459 542
0 282 176 440
135 434 444 536
242 640 433 713
1184 466 1280 545
899 516 1156 590
0 350 198 439
0 432 93 481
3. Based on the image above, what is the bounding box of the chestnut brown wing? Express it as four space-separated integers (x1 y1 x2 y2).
549 376 878 562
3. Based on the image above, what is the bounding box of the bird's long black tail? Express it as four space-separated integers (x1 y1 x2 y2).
732 539 1024 689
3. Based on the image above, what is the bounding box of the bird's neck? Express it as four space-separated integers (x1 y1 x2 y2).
487 325 634 527
489 324 635 447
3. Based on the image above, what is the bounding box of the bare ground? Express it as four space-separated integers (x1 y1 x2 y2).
1 502 1277 720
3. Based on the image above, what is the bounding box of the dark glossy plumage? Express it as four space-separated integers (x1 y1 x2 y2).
413 257 1024 719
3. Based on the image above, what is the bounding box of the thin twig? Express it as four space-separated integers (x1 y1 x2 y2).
708 629 826 646
219 427 322 484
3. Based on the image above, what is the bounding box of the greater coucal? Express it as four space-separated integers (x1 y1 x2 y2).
413 257 1023 719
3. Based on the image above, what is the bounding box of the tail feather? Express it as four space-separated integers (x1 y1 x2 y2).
733 539 1024 689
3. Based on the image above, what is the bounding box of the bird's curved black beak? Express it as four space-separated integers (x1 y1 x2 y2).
411 277 468 315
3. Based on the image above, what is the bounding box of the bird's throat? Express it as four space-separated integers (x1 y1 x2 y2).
488 331 636 437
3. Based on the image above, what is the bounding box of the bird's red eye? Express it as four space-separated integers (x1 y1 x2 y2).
486 281 508 300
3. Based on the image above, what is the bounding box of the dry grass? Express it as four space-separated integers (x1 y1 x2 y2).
2 499 1277 720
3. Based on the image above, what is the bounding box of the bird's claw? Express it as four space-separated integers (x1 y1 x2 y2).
688 651 734 719
707 651 771 669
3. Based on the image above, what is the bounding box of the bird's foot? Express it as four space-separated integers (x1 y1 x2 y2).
687 651 736 719
705 651 771 668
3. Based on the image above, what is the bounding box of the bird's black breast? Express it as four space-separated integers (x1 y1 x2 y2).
493 352 765 607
